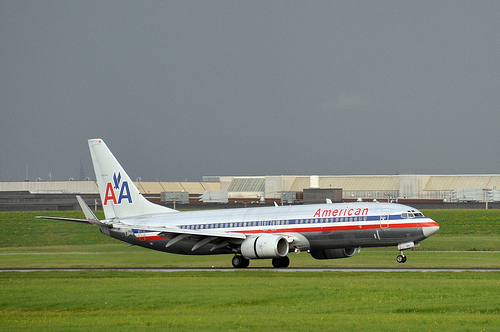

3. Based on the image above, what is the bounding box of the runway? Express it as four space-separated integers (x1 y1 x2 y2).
1 267 498 272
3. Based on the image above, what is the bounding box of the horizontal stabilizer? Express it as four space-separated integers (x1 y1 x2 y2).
37 195 106 226
36 215 111 227
36 216 92 223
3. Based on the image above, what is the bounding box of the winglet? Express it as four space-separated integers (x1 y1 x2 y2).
76 195 99 224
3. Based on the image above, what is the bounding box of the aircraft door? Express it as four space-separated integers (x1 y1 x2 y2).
380 209 390 228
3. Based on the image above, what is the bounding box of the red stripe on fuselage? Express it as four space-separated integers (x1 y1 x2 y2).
136 235 166 241
136 220 439 240
235 221 439 234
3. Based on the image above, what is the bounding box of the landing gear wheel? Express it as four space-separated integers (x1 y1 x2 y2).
232 255 250 268
272 256 290 268
396 254 407 263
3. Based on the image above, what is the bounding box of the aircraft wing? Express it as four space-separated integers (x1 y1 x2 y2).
130 225 247 252
157 228 247 240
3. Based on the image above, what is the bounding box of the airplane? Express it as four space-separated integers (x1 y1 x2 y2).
38 139 440 268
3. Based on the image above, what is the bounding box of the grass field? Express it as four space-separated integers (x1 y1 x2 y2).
1 209 499 247
0 209 499 330
1 245 499 269
0 209 499 269
0 271 498 331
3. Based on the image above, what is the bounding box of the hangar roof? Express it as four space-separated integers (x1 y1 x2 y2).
289 177 310 192
0 181 219 195
135 181 165 194
227 177 266 192
423 175 500 190
0 181 98 194
155 182 221 194
2 175 499 198
319 176 399 191
289 176 399 191
181 182 211 193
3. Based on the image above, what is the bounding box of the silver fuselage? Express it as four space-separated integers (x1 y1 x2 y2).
101 202 439 255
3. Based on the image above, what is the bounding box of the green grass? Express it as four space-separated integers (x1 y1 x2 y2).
0 209 498 269
423 209 500 236
0 211 110 247
0 271 498 331
0 209 499 269
1 245 499 269
1 209 499 248
0 209 499 331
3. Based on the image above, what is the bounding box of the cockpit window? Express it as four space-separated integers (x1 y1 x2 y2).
402 210 424 219
411 210 424 217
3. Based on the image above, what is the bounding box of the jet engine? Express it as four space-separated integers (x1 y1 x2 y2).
310 248 356 260
240 234 289 259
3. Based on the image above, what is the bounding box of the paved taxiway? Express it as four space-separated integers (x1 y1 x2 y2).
1 267 498 272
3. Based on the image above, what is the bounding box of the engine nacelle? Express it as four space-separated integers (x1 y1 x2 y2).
310 248 356 260
241 234 289 259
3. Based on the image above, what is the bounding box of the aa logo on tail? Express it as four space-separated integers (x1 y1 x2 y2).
104 172 132 205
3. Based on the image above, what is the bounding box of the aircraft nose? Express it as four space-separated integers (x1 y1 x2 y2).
423 221 440 238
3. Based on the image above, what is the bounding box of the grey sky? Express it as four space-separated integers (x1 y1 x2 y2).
1 1 499 182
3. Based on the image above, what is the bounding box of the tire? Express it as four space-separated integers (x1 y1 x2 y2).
232 255 249 268
241 257 250 268
396 254 406 263
272 256 290 268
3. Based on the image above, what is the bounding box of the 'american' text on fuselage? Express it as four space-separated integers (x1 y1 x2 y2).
313 207 369 218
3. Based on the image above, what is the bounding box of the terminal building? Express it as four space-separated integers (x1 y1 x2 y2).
1 174 499 211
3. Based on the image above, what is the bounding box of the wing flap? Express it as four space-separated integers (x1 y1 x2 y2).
164 234 188 248
191 236 217 251
129 227 246 250
157 228 246 240
210 241 230 252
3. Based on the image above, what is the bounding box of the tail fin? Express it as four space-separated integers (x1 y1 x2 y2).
88 138 177 219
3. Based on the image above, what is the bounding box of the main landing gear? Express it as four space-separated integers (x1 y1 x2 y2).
396 253 407 263
272 256 290 268
231 255 290 268
231 255 250 268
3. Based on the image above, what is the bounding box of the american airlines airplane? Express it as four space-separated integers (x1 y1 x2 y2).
38 139 440 268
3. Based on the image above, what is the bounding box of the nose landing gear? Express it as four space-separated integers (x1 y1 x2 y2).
396 241 419 263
